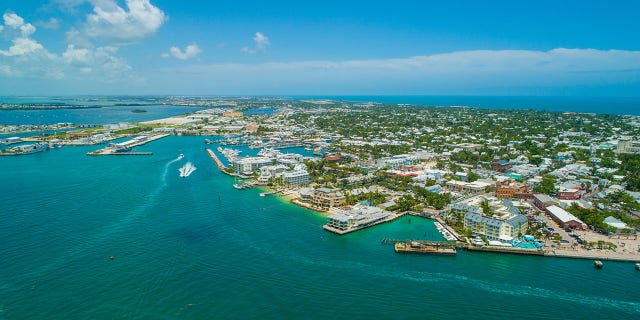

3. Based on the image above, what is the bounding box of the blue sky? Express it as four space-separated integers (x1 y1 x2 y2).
0 0 639 96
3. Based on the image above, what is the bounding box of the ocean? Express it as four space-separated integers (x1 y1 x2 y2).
2 97 640 319
1 135 639 320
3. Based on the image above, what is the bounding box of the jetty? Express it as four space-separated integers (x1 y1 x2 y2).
205 148 238 177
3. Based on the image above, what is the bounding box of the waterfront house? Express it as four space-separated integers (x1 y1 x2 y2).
326 205 392 232
464 211 528 242
312 188 347 209
282 169 310 186
231 157 273 175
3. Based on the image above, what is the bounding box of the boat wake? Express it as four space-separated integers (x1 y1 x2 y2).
179 162 197 177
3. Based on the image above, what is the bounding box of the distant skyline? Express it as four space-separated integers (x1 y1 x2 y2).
1 0 639 96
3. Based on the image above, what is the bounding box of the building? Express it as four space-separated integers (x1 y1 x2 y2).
557 188 580 200
464 211 528 242
603 216 630 231
545 205 587 229
377 154 418 169
312 188 347 209
495 181 532 199
282 169 310 186
223 110 243 118
617 140 640 154
492 157 511 172
325 205 392 232
324 153 341 162
0 137 21 144
445 180 492 194
245 122 259 132
231 157 273 175
533 194 557 210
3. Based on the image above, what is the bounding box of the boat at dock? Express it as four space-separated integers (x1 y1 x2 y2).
205 139 214 144
636 262 640 271
179 162 197 177
594 260 603 269
394 241 456 256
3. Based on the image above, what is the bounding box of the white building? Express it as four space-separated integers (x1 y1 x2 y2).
282 169 310 186
326 205 392 231
231 157 273 175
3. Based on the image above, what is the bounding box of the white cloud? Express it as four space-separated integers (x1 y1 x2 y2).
0 38 46 56
242 32 270 54
2 12 37 37
84 0 167 44
165 43 202 60
0 11 134 82
37 17 60 30
3 12 24 28
161 48 640 95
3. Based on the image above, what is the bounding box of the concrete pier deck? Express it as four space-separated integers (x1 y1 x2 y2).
87 134 168 156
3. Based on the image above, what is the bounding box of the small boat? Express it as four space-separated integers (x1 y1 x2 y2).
178 162 197 177
635 262 640 271
177 153 184 160
594 260 603 269
205 139 214 144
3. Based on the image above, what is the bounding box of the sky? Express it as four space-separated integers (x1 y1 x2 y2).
0 0 639 96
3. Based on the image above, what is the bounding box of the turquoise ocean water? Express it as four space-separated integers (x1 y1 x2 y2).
2 98 640 319
1 136 639 320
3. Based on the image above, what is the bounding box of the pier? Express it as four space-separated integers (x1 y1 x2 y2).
87 134 168 156
205 148 236 176
87 151 153 156
394 240 457 256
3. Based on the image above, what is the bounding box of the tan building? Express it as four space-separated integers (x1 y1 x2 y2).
245 122 259 132
495 181 532 199
223 110 243 118
312 188 346 209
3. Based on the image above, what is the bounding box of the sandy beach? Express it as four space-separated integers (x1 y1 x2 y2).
140 116 198 125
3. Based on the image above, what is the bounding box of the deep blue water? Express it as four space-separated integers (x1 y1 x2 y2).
0 136 639 319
